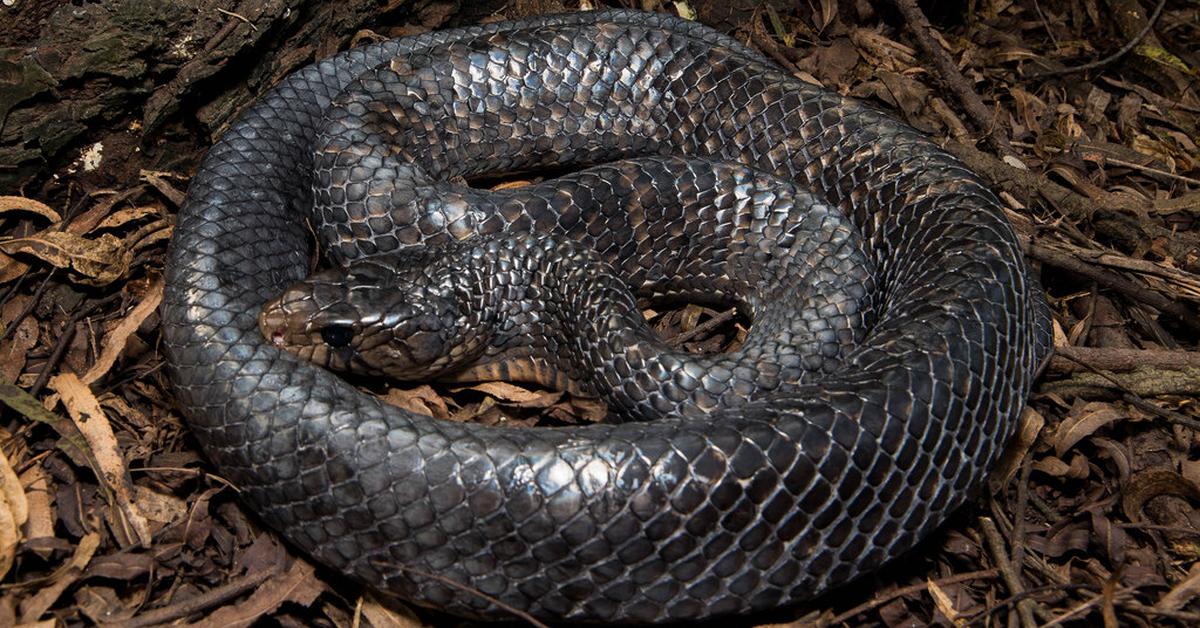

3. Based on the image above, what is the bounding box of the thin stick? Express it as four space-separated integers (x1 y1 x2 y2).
1025 241 1200 332
826 569 1001 625
1030 0 1168 78
980 516 1039 628
1048 346 1200 374
892 0 1016 158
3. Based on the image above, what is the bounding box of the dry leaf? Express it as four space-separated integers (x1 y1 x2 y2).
18 532 100 623
49 373 152 546
359 593 426 628
1157 562 1200 611
139 170 186 206
95 205 161 231
133 485 186 529
990 406 1043 489
0 251 29 284
185 559 324 628
0 196 61 222
0 447 27 579
0 383 94 470
1052 402 1124 456
458 381 562 407
81 279 163 385
18 464 54 542
382 385 450 418
1121 470 1200 522
0 296 38 385
0 231 131 286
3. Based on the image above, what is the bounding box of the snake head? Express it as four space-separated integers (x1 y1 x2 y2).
259 258 486 379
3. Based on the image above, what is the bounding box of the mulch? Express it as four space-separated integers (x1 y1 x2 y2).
0 0 1198 626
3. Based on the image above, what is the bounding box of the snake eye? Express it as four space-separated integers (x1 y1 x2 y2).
320 324 355 348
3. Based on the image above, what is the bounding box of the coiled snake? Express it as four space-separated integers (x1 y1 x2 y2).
162 9 1051 623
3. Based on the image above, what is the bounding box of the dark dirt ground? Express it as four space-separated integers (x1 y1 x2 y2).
1 0 1198 626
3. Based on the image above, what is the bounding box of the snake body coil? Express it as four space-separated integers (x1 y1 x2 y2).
163 10 1050 623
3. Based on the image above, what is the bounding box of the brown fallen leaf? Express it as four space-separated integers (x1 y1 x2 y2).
381 384 450 418
456 381 563 407
0 231 131 286
1033 453 1089 479
990 406 1043 489
0 294 39 385
81 279 163 385
1026 522 1091 557
133 485 186 532
0 195 62 222
184 559 324 628
95 205 161 231
49 373 153 547
1052 401 1125 457
0 446 28 579
18 464 54 544
547 396 608 424
0 383 94 471
1121 470 1200 523
138 170 187 206
1157 562 1200 612
18 531 100 623
359 593 426 628
0 251 29 284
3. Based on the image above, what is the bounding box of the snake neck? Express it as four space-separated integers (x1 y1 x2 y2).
449 234 764 421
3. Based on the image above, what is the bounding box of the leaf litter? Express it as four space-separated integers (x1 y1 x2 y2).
0 0 1199 625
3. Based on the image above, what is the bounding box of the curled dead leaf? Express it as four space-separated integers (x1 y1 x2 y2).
0 231 131 286
360 592 427 628
990 406 1043 490
381 385 450 418
1026 522 1091 557
0 195 62 222
1121 469 1200 523
1052 402 1124 456
81 279 163 385
456 381 563 408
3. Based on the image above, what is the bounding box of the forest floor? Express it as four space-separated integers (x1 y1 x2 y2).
0 0 1198 626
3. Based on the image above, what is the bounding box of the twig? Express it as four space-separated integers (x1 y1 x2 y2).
368 561 551 628
892 0 1016 157
1029 0 1168 78
1010 140 1200 186
1024 241 1200 333
0 268 55 343
124 565 280 627
1121 392 1200 432
1051 349 1200 431
944 140 1200 271
28 293 123 395
826 569 1000 625
979 517 1039 628
668 307 738 347
1048 346 1200 374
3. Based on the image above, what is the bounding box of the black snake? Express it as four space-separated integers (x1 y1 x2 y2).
162 9 1051 623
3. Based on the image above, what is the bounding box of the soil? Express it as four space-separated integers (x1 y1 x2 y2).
1 0 1198 626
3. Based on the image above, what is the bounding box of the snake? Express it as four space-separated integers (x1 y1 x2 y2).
162 9 1051 623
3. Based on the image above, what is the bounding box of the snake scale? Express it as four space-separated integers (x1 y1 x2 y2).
162 9 1051 623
